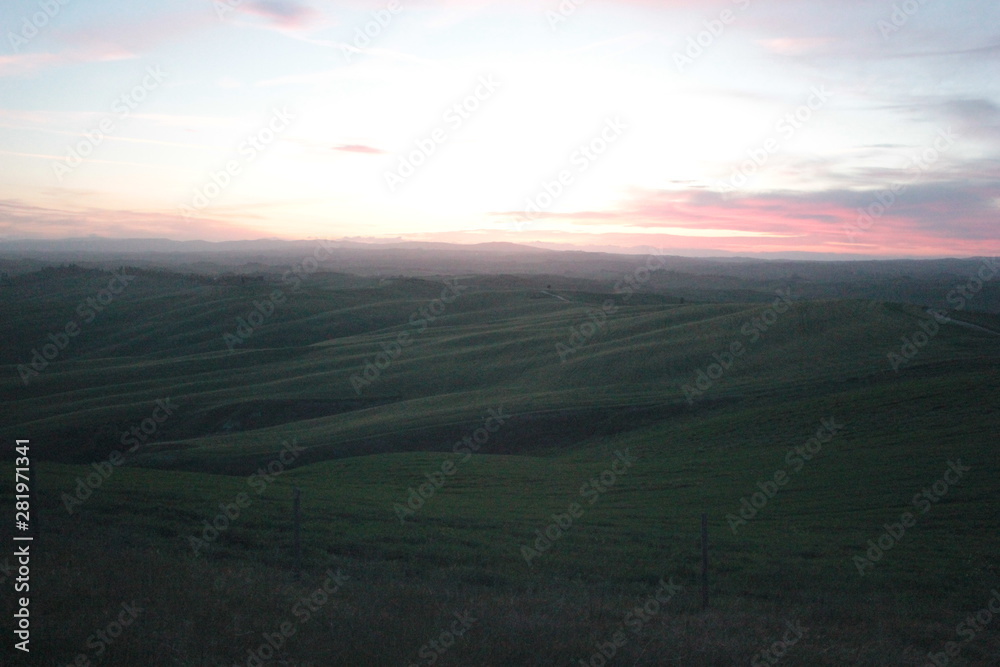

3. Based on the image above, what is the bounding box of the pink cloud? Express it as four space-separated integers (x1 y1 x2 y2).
0 52 65 78
238 1 323 29
55 11 209 57
0 200 268 242
0 11 208 78
0 47 132 78
487 185 1000 257
332 144 386 155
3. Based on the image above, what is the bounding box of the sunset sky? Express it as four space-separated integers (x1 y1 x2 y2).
1 0 998 256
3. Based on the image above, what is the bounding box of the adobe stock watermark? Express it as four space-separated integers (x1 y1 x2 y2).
545 0 587 31
727 417 845 534
750 620 808 667
214 0 244 19
393 407 509 523
888 256 999 371
62 601 143 666
237 569 350 667
886 308 951 372
52 65 167 183
556 300 619 362
384 76 500 192
577 577 683 666
180 107 294 219
223 289 287 353
280 239 341 292
922 589 1000 667
406 609 477 667
718 86 832 193
681 287 793 404
853 459 969 576
674 0 752 73
62 398 180 514
844 127 957 242
225 240 345 352
187 439 305 556
520 449 636 565
7 0 71 52
878 0 933 39
341 0 404 62
407 610 479 667
350 279 467 394
946 257 1000 311
505 117 627 233
556 252 665 363
17 270 136 386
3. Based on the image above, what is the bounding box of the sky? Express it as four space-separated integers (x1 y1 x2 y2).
0 0 998 257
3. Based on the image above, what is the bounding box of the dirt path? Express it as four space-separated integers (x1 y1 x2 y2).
938 313 1000 337
541 290 570 302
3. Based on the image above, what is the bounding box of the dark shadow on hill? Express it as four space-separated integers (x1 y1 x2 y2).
198 399 401 435
43 397 400 464
131 402 698 475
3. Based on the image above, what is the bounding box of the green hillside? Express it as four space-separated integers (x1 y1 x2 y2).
1 266 998 665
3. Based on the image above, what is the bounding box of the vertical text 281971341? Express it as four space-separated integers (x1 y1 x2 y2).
13 439 33 653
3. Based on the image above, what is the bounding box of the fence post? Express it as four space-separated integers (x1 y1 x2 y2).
701 512 709 611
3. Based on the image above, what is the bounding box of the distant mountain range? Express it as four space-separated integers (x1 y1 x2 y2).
0 235 977 261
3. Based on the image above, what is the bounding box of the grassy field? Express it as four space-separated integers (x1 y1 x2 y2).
1 265 998 665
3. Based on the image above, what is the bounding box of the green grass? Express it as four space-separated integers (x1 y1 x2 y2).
1 266 999 665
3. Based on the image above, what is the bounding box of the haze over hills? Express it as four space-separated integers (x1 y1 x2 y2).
0 235 984 260
3 237 998 312
1 236 996 283
0 235 928 261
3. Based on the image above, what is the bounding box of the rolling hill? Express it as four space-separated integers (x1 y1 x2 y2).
1 259 998 665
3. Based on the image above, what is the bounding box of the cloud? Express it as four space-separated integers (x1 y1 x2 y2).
0 52 65 78
0 10 208 77
0 199 267 242
885 38 1000 60
282 138 387 156
58 10 209 57
938 97 1000 145
645 185 999 240
0 47 132 78
758 37 834 56
873 93 1000 155
238 0 323 30
488 182 1000 256
331 144 386 155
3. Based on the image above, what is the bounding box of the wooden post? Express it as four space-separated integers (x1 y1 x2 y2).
293 487 302 579
700 512 709 611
